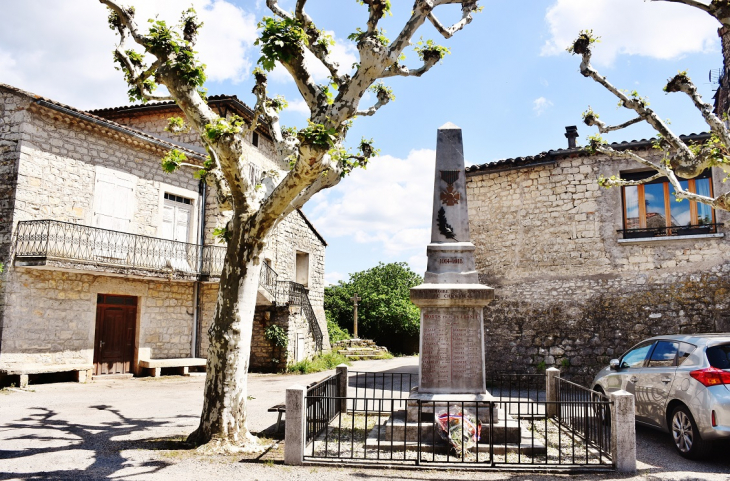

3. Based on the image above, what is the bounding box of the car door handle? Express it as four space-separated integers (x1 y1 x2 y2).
629 376 638 383
661 377 672 384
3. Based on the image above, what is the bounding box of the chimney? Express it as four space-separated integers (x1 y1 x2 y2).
565 126 579 149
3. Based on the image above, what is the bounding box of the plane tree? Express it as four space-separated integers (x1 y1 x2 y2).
569 28 730 212
99 0 482 450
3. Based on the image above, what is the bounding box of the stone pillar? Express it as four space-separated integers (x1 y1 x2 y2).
545 367 560 418
610 390 636 474
285 385 307 466
336 364 348 414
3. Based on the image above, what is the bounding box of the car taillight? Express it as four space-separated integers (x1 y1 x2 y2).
690 367 730 387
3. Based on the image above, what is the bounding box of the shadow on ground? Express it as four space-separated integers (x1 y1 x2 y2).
0 404 197 480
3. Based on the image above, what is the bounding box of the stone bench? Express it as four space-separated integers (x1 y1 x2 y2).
0 364 94 388
138 358 206 377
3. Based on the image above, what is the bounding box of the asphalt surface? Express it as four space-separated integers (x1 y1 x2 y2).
0 356 729 480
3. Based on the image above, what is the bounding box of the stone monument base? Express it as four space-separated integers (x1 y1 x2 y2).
407 388 499 423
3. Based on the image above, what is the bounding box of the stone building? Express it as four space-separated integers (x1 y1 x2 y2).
0 83 328 383
466 127 730 383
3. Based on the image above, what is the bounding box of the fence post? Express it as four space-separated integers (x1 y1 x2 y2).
336 364 348 414
285 384 306 466
545 367 560 418
610 390 636 473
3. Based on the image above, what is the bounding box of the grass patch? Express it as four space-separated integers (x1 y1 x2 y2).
287 352 351 374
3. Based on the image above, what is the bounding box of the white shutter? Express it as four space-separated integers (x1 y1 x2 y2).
161 203 175 240
174 204 191 242
93 167 136 259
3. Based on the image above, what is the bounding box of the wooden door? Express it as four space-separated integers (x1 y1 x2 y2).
94 294 137 375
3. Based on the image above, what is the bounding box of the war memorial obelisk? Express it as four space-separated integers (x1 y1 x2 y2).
410 122 494 398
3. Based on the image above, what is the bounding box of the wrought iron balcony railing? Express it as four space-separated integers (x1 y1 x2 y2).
14 219 324 352
618 223 722 239
15 219 227 277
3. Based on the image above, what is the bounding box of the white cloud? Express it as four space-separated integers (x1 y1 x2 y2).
542 0 718 66
0 1 256 109
533 97 553 116
286 98 311 116
325 271 346 286
309 149 435 271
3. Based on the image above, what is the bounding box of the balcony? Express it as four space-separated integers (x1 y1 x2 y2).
14 219 226 280
14 219 323 350
617 223 722 240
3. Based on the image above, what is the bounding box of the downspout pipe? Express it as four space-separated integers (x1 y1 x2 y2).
192 179 207 358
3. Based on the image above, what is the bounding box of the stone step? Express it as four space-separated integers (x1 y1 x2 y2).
365 415 546 456
406 400 501 424
383 410 522 444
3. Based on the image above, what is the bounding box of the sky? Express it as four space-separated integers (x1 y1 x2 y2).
0 0 722 285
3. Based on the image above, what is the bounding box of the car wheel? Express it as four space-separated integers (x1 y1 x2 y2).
670 405 711 459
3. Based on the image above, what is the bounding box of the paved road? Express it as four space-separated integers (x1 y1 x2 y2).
0 357 728 480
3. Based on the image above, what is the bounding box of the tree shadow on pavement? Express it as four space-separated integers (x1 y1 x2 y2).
0 404 197 480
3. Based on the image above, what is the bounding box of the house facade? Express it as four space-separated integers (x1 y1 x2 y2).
466 128 730 383
0 84 328 382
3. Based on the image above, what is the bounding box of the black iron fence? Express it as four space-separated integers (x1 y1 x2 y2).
303 371 613 469
306 373 341 443
557 377 611 456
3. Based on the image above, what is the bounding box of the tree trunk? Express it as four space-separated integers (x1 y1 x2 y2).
187 215 263 449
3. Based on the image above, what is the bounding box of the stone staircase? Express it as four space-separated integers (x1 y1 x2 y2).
332 339 389 359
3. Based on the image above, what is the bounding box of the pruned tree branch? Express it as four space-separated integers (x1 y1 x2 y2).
427 0 479 39
381 57 439 78
571 30 730 212
583 113 643 134
652 0 712 13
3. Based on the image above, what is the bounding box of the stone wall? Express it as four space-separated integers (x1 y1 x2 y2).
0 89 24 354
467 150 730 384
0 268 195 366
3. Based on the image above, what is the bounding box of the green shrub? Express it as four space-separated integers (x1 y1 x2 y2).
327 314 351 343
287 352 350 374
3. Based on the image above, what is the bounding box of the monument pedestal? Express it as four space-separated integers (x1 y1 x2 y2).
410 284 493 394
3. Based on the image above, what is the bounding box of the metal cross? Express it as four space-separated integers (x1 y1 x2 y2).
350 293 362 339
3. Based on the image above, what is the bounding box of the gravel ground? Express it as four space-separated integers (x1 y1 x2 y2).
0 356 729 481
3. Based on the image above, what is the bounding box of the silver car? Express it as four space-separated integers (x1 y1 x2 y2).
592 333 730 459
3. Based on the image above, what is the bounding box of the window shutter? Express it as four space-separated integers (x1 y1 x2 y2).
161 203 175 240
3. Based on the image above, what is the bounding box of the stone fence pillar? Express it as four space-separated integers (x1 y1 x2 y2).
285 384 306 466
610 390 637 473
545 367 560 418
336 364 348 414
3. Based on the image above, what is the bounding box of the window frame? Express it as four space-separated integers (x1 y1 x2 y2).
620 170 717 239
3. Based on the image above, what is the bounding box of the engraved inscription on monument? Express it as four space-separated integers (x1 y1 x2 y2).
419 308 485 393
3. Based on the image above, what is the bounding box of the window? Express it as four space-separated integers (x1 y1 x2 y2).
620 341 654 368
295 251 309 287
677 342 696 366
706 344 730 369
647 341 678 368
621 170 716 239
252 131 259 148
162 193 193 243
93 166 136 259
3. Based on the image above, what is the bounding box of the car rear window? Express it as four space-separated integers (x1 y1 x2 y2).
707 344 730 370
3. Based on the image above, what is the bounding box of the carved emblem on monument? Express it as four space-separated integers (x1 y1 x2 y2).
439 170 461 206
437 207 457 241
